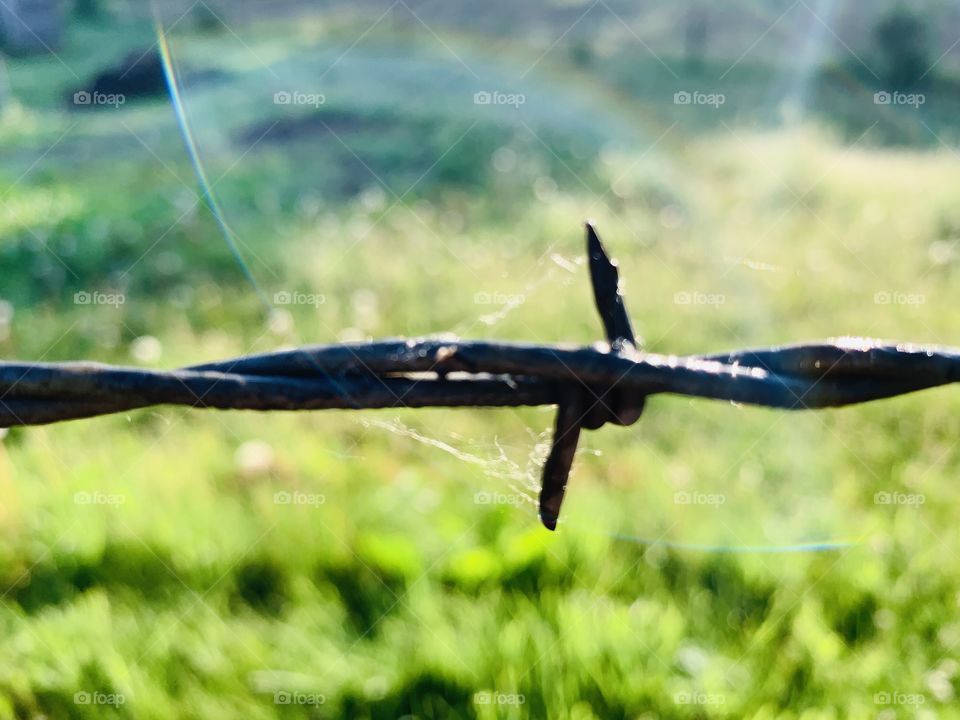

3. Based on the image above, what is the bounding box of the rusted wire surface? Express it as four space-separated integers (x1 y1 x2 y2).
3 224 959 529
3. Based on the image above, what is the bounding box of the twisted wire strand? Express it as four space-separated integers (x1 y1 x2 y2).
3 337 956 425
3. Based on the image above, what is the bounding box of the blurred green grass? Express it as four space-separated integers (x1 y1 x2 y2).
1 9 960 719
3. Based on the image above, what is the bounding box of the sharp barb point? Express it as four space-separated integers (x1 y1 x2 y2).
586 223 636 348
538 388 584 531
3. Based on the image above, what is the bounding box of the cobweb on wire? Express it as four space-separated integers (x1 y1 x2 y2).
360 417 550 512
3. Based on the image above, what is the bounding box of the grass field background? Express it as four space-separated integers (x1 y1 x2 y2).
1 4 960 718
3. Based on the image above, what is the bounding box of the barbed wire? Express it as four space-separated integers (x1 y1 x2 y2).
4 224 959 530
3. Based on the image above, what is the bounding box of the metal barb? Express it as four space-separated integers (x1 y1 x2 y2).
537 223 647 530
538 386 584 531
586 221 636 350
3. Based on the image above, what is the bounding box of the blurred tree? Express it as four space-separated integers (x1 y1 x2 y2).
193 3 226 33
569 39 594 69
872 6 930 89
684 4 709 73
0 57 8 111
73 0 101 20
0 0 63 54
